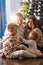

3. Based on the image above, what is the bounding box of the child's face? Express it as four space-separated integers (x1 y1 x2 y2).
28 31 38 40
27 35 35 40
8 29 17 36
29 36 35 40
17 19 22 26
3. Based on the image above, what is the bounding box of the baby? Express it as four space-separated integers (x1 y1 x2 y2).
10 31 43 59
4 12 25 45
0 23 19 57
21 30 43 57
0 22 27 58
21 31 38 50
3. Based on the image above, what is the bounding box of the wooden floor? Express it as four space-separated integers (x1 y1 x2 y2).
0 57 43 65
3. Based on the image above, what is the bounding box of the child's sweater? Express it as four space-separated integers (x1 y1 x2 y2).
22 38 37 50
3 35 19 56
3 24 25 44
16 24 25 43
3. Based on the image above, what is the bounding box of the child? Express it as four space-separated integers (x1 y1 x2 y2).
21 31 38 50
0 23 19 57
15 13 25 43
0 23 27 58
21 30 43 57
9 31 43 59
3 12 25 44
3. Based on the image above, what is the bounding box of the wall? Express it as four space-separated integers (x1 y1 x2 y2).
5 0 21 23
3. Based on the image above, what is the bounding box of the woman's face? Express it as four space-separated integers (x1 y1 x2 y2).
27 19 33 28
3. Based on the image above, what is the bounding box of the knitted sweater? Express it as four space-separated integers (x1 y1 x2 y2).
3 35 20 56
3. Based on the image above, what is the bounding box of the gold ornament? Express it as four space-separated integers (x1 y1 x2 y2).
21 4 29 12
23 0 29 3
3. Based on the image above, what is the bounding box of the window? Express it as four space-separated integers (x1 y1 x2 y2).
5 0 22 23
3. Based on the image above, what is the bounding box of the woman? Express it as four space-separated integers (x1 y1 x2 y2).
23 16 43 52
24 16 38 39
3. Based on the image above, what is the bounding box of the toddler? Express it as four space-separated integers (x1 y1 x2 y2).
10 31 43 59
20 30 43 57
3 12 25 44
15 13 25 43
21 31 38 50
0 23 27 58
0 23 19 57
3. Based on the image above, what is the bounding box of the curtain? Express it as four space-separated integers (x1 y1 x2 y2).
0 0 6 49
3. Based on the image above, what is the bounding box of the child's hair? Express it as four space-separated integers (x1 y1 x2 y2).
8 23 18 30
16 13 23 19
16 12 23 22
27 31 38 40
8 13 23 26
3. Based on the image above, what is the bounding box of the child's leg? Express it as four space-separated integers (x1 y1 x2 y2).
6 50 24 59
27 48 43 57
33 50 43 57
7 50 36 59
17 45 27 50
22 50 36 58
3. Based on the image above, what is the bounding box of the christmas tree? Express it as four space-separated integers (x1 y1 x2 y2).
19 0 36 19
19 0 29 19
19 0 43 21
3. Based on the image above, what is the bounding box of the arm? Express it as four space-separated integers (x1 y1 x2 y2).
22 38 36 45
0 34 11 43
22 38 29 44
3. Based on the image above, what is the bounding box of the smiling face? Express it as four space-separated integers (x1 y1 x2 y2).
16 19 23 26
15 13 23 26
27 19 33 29
8 23 17 36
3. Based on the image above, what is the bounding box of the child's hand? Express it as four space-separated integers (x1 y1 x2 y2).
19 37 23 42
4 43 9 47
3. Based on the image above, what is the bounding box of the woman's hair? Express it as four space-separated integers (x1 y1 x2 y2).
24 16 38 39
25 16 38 30
27 31 38 40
